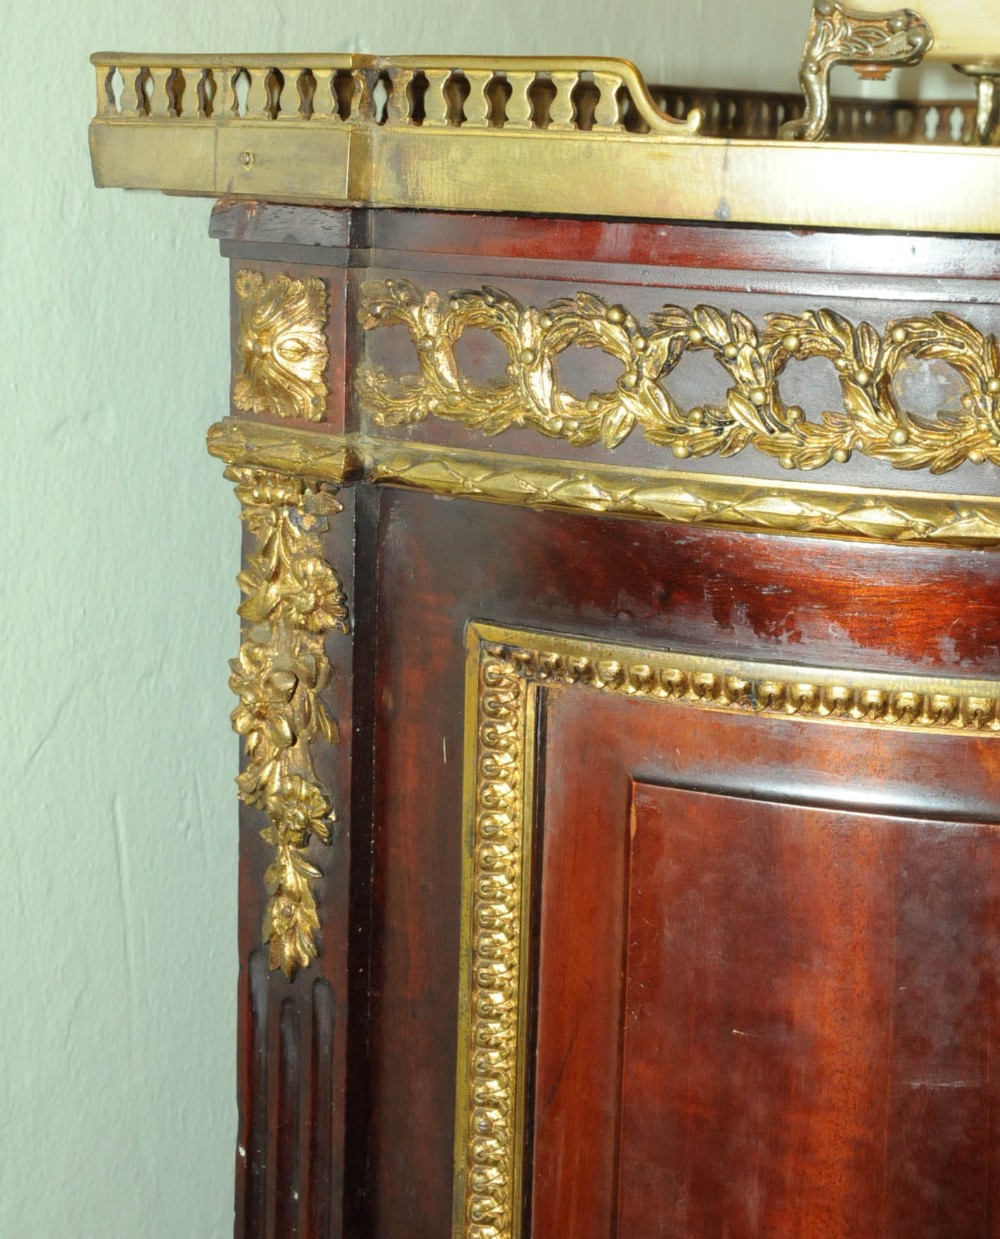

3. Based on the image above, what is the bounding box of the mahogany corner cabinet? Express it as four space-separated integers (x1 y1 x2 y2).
90 42 1000 1239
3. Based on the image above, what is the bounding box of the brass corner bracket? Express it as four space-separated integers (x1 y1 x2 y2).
781 0 933 141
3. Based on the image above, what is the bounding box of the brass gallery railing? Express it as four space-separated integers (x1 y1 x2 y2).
92 51 980 143
92 53 697 134
89 53 1000 234
655 84 981 145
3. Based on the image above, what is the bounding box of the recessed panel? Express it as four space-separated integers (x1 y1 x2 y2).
526 676 1000 1239
617 784 1000 1238
441 600 1000 1237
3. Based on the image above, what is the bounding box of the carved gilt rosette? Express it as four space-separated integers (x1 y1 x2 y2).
233 270 329 421
227 465 348 978
358 281 1000 474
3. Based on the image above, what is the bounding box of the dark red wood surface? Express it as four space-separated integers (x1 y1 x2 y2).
211 200 1000 284
231 488 1000 1239
622 790 998 1239
218 204 1000 1239
358 489 1000 1238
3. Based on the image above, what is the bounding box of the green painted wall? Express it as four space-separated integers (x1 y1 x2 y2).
2 3 956 1234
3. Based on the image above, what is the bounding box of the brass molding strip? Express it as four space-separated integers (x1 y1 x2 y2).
208 419 1000 547
454 622 1000 1239
469 624 1000 733
207 418 363 483
365 442 1000 545
89 53 1000 234
453 628 536 1239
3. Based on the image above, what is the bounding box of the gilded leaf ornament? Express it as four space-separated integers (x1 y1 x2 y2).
233 271 329 421
228 465 348 978
358 281 1000 474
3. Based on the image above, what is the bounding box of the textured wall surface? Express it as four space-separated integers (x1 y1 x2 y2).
1 3 957 1235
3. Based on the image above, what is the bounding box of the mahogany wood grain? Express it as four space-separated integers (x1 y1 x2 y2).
234 488 372 1239
360 489 1000 1238
211 201 1000 283
220 202 1000 1239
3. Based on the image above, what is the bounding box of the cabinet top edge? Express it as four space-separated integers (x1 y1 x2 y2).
89 52 1000 236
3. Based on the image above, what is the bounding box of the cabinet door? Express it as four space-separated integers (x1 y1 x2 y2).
365 492 1000 1239
530 688 1000 1239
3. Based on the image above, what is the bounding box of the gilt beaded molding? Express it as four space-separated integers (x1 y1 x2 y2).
358 280 1000 475
228 465 348 978
454 623 1000 1239
455 635 533 1239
